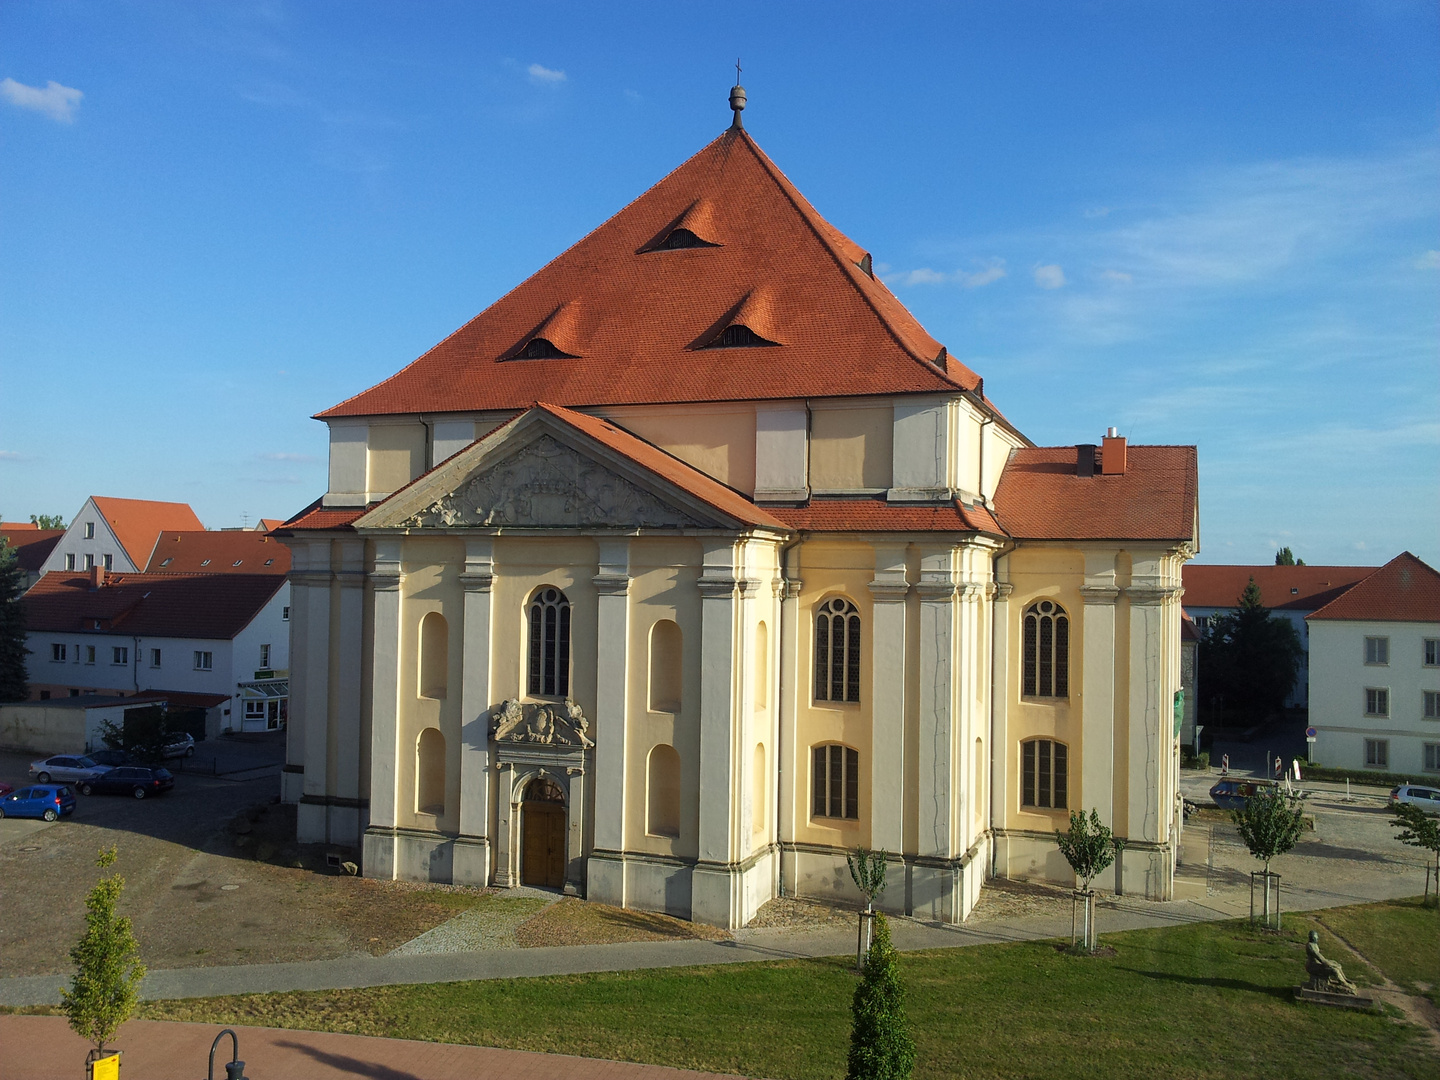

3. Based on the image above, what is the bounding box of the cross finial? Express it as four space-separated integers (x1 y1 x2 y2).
735 58 742 86
728 63 747 131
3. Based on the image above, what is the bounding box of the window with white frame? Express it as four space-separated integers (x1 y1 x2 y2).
1364 739 1388 768
83 522 94 539
527 587 571 697
194 650 213 671
51 643 67 662
83 554 94 571
65 553 76 571
259 644 271 668
811 744 860 820
1023 601 1070 698
282 605 290 621
112 646 128 665
1364 636 1389 665
1424 691 1439 720
1426 639 1439 667
1425 743 1440 772
84 645 95 664
1021 738 1069 809
150 648 162 668
103 554 113 570
1365 688 1389 717
814 598 861 703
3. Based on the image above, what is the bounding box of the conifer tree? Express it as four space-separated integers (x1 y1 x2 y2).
847 912 915 1080
1200 577 1302 725
1274 547 1304 566
0 537 29 702
60 847 146 1056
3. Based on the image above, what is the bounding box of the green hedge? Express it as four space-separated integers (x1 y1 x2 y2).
1300 764 1426 790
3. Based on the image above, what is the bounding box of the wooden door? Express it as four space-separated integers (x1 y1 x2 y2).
522 803 566 888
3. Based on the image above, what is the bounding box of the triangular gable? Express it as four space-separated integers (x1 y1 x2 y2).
357 405 789 533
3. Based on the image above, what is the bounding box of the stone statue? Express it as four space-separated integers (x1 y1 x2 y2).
1305 930 1357 995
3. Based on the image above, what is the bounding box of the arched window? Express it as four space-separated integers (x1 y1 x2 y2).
811 743 860 821
752 743 767 833
754 620 769 710
648 620 683 713
416 727 446 815
419 612 448 699
528 587 571 697
646 743 681 837
1021 738 1068 810
814 598 861 703
1023 600 1070 699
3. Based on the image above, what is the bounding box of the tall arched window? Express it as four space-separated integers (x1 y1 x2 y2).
646 743 681 837
419 612 448 699
1023 600 1070 699
814 598 861 703
528 587 571 697
754 621 769 709
648 620 683 713
1021 738 1068 810
811 743 860 820
416 727 446 815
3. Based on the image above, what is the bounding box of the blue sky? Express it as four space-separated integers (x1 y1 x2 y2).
1 1 1436 566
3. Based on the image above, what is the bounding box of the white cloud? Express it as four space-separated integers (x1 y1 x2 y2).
1034 264 1066 289
899 268 949 286
1083 206 1111 219
1 78 83 123
528 63 566 85
1099 269 1133 284
0 450 23 461
959 261 1007 288
259 452 318 464
1416 250 1440 270
886 259 1006 289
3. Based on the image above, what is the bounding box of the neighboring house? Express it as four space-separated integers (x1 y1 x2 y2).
21 566 290 736
146 529 291 575
0 524 64 592
1308 553 1440 777
38 497 204 576
1182 564 1376 708
277 93 1199 929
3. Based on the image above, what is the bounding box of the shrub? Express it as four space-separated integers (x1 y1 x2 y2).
847 912 914 1080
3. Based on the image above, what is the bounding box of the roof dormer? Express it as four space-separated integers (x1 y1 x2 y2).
640 199 721 253
696 290 781 349
504 301 583 361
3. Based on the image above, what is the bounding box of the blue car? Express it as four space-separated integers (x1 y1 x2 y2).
0 784 77 821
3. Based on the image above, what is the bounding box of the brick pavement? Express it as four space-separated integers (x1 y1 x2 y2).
0 1016 748 1080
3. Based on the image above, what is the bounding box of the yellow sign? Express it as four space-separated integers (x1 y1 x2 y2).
90 1052 120 1080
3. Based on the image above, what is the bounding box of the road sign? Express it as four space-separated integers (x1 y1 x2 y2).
1305 726 1318 738
1306 736 1317 743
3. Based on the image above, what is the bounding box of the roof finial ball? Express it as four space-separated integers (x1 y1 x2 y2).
728 58 746 131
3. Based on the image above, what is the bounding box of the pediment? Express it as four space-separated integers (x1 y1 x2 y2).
358 406 739 530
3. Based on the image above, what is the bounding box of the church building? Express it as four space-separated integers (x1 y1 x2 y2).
276 88 1199 928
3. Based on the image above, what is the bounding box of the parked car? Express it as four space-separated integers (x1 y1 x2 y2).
78 766 174 800
1390 784 1440 813
28 755 112 785
0 784 77 821
1209 778 1280 809
162 733 196 759
90 748 132 768
0 782 13 799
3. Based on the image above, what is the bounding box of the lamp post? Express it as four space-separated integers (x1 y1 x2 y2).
208 1028 249 1080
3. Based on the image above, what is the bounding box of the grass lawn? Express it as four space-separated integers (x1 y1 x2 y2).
131 903 1439 1080
1312 897 1440 1006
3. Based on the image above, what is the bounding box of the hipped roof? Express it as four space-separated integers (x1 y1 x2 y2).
1307 552 1440 623
1182 564 1375 611
319 129 979 420
23 572 284 641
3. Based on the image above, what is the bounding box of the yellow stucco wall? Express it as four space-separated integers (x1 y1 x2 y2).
368 423 426 495
809 406 893 491
614 408 758 496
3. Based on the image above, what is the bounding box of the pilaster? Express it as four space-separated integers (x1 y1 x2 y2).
587 538 631 907
362 538 404 881
989 579 1013 832
868 543 909 860
1081 558 1120 829
331 539 367 845
294 544 333 844
913 545 959 921
455 537 494 887
1123 581 1180 899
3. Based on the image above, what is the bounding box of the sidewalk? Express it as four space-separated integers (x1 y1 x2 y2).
0 1016 743 1080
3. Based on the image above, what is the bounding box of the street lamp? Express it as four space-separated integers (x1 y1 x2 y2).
208 1028 249 1080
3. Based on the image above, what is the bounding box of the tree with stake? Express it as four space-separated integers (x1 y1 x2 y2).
846 912 914 1080
847 847 889 967
0 537 29 703
1055 809 1117 951
1390 801 1440 908
60 847 146 1059
1232 786 1306 927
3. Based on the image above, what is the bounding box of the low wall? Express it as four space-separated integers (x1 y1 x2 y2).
0 703 87 754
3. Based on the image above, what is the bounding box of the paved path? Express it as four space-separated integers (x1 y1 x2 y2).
0 1016 742 1080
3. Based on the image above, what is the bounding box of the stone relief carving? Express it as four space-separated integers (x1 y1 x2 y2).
490 697 594 748
402 435 700 529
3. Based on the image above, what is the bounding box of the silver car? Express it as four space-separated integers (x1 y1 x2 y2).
1390 783 1440 813
28 755 113 785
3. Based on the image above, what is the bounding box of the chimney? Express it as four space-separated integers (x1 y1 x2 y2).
1076 443 1097 478
1101 427 1127 475
89 565 105 589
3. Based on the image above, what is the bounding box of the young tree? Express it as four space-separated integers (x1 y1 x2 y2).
60 847 146 1057
1055 809 1118 892
1390 802 1440 907
1232 787 1307 876
0 537 29 702
846 912 914 1080
847 847 890 966
1274 547 1305 567
30 513 65 529
1199 577 1303 726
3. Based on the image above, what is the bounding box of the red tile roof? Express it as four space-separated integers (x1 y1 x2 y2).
23 572 284 640
256 519 286 532
769 499 1004 535
992 445 1198 541
89 497 204 567
277 501 367 533
145 531 291 575
317 130 979 420
0 521 40 531
1307 552 1440 623
1 528 63 573
1182 564 1375 611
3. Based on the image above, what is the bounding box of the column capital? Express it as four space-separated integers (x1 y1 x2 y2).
781 578 803 600
991 581 1014 600
1126 584 1181 605
290 570 332 587
737 576 763 597
1081 584 1121 605
370 570 402 592
592 573 631 596
334 569 366 589
696 576 740 599
460 571 495 593
915 580 956 602
958 581 985 602
868 579 910 602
